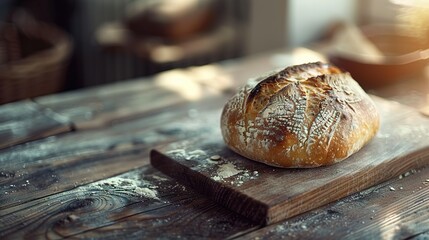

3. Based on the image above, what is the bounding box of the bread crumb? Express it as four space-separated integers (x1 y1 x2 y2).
210 155 221 161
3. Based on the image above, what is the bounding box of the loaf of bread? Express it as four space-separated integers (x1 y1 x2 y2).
220 62 380 168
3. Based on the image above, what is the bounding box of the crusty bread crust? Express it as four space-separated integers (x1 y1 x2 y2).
220 62 380 168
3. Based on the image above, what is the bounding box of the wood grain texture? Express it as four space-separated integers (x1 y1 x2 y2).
0 166 257 239
0 102 223 210
36 86 190 130
151 96 429 224
239 166 429 239
0 100 72 150
35 67 232 130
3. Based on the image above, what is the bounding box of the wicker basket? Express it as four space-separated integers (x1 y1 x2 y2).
0 20 72 104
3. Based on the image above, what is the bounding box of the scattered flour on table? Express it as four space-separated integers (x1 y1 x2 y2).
167 149 207 161
85 175 159 200
214 163 243 180
397 121 429 137
151 175 168 181
212 162 259 186
167 148 259 186
188 150 207 157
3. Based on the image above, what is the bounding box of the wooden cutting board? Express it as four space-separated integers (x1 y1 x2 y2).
150 96 429 225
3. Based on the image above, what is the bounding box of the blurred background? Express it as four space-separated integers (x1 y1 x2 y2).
0 0 428 104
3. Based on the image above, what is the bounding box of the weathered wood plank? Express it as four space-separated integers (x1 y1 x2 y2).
37 86 185 130
2 157 428 239
0 100 72 150
0 166 257 239
35 66 234 130
0 101 224 210
151 97 429 224
0 147 149 210
239 166 429 239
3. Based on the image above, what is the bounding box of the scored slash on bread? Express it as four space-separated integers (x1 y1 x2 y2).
221 62 380 168
245 62 342 116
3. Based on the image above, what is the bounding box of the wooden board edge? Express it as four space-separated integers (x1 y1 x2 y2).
266 145 429 224
150 149 269 225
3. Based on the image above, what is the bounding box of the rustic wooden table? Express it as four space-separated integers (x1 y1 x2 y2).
1 48 429 239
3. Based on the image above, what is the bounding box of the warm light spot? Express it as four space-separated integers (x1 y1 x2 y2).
95 23 128 46
155 0 198 16
187 65 233 92
155 64 233 101
151 45 184 63
155 69 203 101
292 48 327 65
393 0 429 44
127 0 198 19
270 48 328 69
